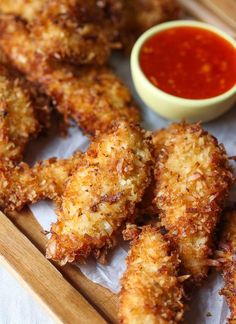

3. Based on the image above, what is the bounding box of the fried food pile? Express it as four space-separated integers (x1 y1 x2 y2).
0 1 235 322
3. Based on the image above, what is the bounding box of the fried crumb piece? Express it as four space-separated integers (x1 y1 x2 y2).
119 225 185 324
0 64 39 161
0 152 82 211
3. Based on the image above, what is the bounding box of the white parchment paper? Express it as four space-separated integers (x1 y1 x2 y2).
25 54 235 323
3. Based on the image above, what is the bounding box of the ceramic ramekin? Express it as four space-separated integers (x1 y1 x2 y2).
131 20 236 122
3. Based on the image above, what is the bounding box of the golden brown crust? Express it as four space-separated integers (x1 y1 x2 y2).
29 0 116 65
0 152 82 211
46 122 153 264
153 123 234 281
0 50 51 131
0 0 116 65
0 0 44 21
0 64 39 161
218 210 236 323
0 0 180 56
0 15 140 135
119 225 184 324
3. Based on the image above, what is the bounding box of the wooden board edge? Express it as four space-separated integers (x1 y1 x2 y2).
0 212 106 324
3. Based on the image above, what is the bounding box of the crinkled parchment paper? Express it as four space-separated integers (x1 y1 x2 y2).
26 55 235 323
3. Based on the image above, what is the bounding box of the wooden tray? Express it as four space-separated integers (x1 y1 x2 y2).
178 0 236 38
0 1 235 323
0 209 117 323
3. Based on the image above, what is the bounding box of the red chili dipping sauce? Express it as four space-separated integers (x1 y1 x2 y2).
140 26 236 99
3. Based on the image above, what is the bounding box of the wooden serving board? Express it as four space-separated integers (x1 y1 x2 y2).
178 0 236 38
0 209 118 323
0 1 235 323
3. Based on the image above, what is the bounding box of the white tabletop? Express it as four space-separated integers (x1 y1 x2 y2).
0 267 54 324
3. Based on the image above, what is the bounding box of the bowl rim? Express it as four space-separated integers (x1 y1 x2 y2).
131 20 236 107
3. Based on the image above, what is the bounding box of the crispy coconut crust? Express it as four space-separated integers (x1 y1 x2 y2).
0 50 51 131
46 122 153 264
119 225 185 324
153 123 234 281
0 0 117 65
0 15 140 135
0 0 180 56
0 152 81 211
218 210 236 323
0 0 44 21
0 64 39 161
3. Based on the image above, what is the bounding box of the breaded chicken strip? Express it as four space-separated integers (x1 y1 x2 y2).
29 0 117 65
0 64 39 161
0 152 81 211
0 0 180 58
119 225 185 324
0 15 140 135
0 50 51 131
153 123 233 281
0 0 117 65
46 122 153 264
217 210 236 323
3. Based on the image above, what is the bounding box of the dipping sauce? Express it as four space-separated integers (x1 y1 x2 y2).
140 26 236 99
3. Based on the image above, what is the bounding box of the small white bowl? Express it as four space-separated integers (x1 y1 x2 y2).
131 20 236 122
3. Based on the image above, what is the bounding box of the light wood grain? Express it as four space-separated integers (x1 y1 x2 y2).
0 212 106 324
178 0 236 38
7 208 118 323
199 0 236 29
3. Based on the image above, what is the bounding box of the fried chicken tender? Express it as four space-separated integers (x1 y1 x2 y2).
0 0 117 65
0 64 39 161
0 152 81 211
29 0 118 65
46 122 153 264
217 210 236 323
0 0 180 59
0 50 51 131
119 225 184 324
153 123 234 281
0 15 140 135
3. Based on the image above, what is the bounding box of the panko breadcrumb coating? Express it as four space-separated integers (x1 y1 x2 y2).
0 50 51 131
0 64 39 161
0 0 180 57
29 0 117 65
0 0 44 21
0 15 140 135
119 225 185 324
218 210 236 323
46 122 153 265
153 123 234 281
0 152 81 212
0 0 116 65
